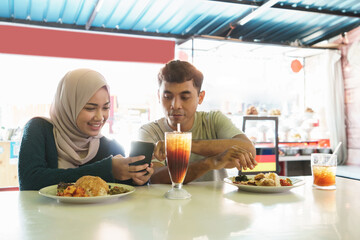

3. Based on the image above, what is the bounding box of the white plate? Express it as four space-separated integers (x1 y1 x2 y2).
39 183 135 203
224 176 305 193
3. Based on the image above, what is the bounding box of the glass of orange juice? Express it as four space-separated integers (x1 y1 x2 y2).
311 153 337 190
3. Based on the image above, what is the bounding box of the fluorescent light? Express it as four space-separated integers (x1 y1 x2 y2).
95 0 104 13
238 0 279 25
85 0 104 30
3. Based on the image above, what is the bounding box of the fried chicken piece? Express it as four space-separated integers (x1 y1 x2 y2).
257 178 276 186
254 173 266 180
265 173 281 186
246 180 257 186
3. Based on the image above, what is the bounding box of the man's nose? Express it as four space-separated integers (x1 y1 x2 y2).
171 97 182 109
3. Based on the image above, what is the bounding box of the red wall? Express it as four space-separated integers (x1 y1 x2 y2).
0 25 175 63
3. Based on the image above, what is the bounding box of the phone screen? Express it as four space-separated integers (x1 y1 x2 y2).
129 141 155 166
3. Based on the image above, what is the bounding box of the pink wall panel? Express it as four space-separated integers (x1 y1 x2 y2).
0 25 175 64
341 26 360 166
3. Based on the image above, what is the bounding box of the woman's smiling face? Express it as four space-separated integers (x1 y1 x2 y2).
76 87 110 136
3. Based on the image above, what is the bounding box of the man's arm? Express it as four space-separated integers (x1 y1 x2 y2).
191 134 256 158
150 135 257 184
149 156 219 184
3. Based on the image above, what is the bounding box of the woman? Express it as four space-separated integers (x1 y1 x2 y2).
18 68 153 190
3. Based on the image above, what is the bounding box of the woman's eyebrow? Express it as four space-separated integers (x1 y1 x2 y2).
85 103 98 106
85 101 110 106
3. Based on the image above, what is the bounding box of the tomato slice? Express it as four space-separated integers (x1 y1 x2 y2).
280 178 292 186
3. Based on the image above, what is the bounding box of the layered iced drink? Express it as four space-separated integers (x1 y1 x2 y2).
165 132 192 184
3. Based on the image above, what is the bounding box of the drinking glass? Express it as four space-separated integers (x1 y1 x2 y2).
164 131 192 199
311 153 337 190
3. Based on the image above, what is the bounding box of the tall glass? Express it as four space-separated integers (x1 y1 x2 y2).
164 131 192 199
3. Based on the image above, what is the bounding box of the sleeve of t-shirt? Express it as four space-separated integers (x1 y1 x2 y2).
137 125 165 165
212 111 244 139
137 126 158 143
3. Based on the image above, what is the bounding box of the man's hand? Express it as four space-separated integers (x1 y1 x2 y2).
207 146 257 171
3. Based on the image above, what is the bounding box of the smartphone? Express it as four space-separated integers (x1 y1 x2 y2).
128 141 155 166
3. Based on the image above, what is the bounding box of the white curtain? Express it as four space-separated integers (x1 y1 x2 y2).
305 50 347 164
321 50 347 164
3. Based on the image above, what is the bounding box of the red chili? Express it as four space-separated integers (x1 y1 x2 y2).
280 178 292 186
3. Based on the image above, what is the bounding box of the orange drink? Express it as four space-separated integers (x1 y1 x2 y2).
311 153 337 190
312 166 336 186
164 131 192 199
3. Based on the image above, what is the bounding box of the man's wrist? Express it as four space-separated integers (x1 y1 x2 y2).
202 156 215 171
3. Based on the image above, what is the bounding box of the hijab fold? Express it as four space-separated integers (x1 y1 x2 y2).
45 69 110 169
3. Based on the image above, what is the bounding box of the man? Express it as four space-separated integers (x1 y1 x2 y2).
138 60 257 184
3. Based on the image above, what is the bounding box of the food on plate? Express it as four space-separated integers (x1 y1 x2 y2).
234 175 249 182
56 182 88 197
264 172 281 186
75 176 109 197
57 185 88 197
233 172 293 187
108 186 129 195
56 176 130 197
246 106 258 115
57 182 74 193
280 178 293 186
254 173 265 180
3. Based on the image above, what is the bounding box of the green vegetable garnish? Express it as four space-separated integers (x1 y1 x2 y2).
235 175 248 182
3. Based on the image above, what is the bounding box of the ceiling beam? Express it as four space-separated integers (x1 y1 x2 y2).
273 3 360 18
210 0 360 18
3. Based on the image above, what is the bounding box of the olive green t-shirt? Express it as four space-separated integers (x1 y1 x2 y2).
137 111 243 182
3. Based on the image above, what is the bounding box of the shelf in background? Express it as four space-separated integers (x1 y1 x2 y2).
279 155 311 162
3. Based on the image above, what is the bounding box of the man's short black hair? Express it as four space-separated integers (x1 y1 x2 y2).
158 60 203 92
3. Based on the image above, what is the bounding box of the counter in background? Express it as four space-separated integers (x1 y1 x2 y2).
0 141 19 187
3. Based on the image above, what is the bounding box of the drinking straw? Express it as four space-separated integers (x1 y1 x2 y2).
176 123 180 181
330 142 342 160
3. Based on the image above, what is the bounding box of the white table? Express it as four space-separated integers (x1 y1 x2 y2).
1 176 359 240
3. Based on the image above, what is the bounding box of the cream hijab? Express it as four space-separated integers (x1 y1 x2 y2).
48 69 110 169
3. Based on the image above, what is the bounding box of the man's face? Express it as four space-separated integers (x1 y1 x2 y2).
158 80 204 132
